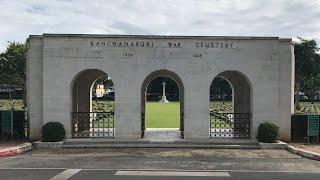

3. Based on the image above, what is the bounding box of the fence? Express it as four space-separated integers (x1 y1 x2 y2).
209 113 250 139
291 114 320 142
0 110 28 139
72 112 114 138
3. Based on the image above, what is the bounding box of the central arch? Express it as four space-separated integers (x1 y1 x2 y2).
141 69 184 139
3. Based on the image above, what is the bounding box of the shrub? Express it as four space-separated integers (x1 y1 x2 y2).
257 122 279 143
41 122 65 142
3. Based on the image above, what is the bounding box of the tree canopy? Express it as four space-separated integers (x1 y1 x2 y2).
0 42 26 86
294 38 320 100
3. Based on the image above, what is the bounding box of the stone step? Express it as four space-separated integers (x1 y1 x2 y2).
62 139 259 149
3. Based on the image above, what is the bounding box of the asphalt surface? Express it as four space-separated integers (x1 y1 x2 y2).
0 148 319 179
0 169 319 180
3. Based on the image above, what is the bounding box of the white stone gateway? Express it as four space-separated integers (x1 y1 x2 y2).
26 34 294 142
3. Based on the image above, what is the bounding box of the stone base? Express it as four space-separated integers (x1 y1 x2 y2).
63 138 260 148
159 96 169 103
259 141 287 149
33 140 64 148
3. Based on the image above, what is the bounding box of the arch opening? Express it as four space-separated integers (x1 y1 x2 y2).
141 70 184 139
71 69 115 138
209 71 251 139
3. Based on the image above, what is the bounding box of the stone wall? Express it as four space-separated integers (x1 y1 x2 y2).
27 34 294 140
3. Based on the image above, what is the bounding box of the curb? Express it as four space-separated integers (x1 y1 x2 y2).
259 141 287 149
287 145 320 161
33 141 63 148
0 143 32 158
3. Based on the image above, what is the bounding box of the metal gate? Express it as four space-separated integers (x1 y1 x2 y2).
72 112 114 138
180 112 184 138
141 112 145 138
210 113 250 139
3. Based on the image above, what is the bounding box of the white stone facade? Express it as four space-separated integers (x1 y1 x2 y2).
26 34 295 141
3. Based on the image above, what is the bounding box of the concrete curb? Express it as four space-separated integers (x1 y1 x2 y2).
33 141 64 148
287 145 320 161
259 141 287 149
0 143 32 158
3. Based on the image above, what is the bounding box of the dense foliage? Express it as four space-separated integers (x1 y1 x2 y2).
210 77 232 101
0 42 27 108
294 38 320 101
41 122 65 142
257 122 279 143
0 42 26 86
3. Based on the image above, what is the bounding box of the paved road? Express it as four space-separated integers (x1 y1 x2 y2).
0 169 319 180
0 148 319 179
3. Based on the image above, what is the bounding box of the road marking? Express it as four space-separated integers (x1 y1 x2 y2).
50 169 81 180
115 170 230 177
0 168 319 174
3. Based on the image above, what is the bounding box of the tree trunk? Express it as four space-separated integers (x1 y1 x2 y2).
295 81 301 106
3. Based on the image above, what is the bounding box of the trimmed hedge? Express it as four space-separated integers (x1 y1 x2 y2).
257 122 279 143
41 122 65 142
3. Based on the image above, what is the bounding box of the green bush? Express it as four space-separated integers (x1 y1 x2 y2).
257 122 279 143
41 122 65 142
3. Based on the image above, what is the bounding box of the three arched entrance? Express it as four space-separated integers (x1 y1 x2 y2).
70 69 252 140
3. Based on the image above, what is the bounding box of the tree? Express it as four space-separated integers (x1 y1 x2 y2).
210 77 232 101
302 74 320 99
0 42 27 106
294 38 320 103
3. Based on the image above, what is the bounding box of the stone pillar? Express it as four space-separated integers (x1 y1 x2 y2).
278 40 295 141
26 36 43 140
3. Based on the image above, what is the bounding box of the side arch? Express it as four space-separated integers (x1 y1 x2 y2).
71 69 107 113
217 70 252 114
210 70 252 139
70 69 115 138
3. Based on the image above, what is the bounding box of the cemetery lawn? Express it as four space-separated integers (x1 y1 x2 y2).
146 102 180 128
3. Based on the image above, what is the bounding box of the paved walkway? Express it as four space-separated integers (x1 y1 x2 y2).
290 143 320 154
1 148 319 171
0 148 320 179
144 128 181 141
0 148 320 180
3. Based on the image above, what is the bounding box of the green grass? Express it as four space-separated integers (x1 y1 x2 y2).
0 99 24 110
209 101 232 113
92 100 114 112
295 102 320 114
146 102 180 128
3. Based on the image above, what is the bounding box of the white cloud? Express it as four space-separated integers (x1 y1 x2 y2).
0 0 320 52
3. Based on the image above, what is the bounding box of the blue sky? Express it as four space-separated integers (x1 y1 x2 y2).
0 0 320 52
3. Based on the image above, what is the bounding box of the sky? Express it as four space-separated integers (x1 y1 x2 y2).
0 0 320 52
